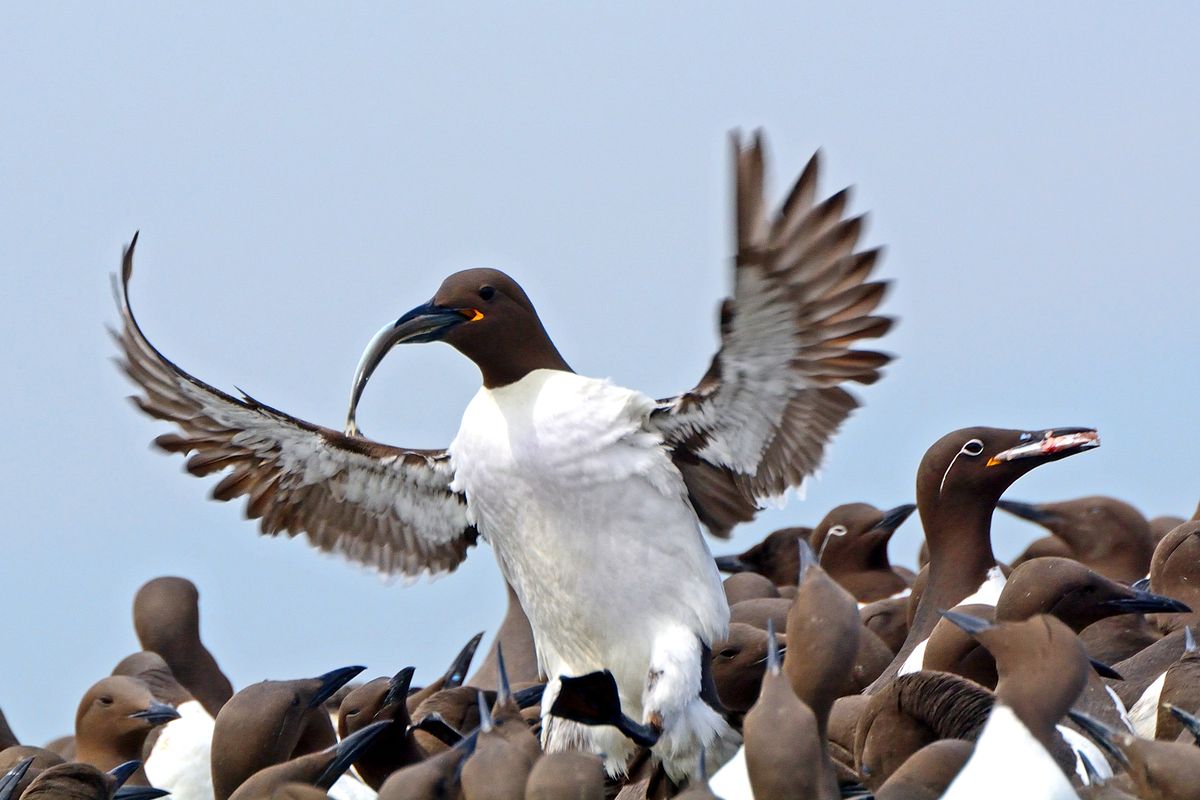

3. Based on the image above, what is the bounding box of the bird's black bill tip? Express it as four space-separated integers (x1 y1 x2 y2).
714 555 750 574
128 702 181 726
311 665 367 708
1088 657 1123 680
939 608 994 636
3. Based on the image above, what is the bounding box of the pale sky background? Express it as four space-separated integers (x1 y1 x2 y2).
1 5 1197 744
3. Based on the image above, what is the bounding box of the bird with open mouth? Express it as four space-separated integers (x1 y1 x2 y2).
112 132 895 781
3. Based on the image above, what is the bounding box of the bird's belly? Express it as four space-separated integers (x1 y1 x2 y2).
460 465 727 708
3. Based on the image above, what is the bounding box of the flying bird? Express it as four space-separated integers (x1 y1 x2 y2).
112 132 895 780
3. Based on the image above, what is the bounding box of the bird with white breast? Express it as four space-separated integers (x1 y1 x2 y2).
113 132 895 782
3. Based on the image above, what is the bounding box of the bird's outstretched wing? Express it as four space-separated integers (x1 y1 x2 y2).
650 133 894 538
112 234 478 577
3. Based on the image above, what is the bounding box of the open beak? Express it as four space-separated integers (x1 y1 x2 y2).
987 428 1100 467
344 302 476 436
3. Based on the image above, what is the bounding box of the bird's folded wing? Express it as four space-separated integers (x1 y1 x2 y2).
112 235 478 578
650 134 894 538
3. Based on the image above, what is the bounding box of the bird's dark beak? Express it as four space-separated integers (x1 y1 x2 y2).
344 302 476 436
128 702 181 725
380 666 416 712
0 757 35 800
987 428 1099 467
939 609 994 636
1102 590 1191 615
316 720 392 789
874 503 917 535
106 762 143 791
996 499 1057 524
310 665 367 709
714 555 751 573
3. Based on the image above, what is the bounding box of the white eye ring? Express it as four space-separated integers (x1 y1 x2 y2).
962 439 985 457
828 524 848 538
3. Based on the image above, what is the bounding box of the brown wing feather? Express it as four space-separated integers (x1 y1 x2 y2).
113 233 478 577
652 133 895 537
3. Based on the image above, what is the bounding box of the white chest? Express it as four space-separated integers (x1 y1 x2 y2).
447 371 727 681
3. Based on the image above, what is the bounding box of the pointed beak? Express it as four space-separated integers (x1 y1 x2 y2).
714 555 751 573
996 499 1057 524
0 756 35 800
315 720 392 789
939 609 994 636
1088 657 1123 680
441 632 485 689
986 428 1099 467
344 302 474 436
1102 589 1191 615
381 666 416 712
310 665 367 709
128 702 180 725
874 503 917 535
1067 709 1129 768
106 761 143 790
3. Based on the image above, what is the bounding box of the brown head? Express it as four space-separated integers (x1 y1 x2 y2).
997 495 1154 582
74 676 179 781
345 270 570 434
710 622 779 713
211 666 364 800
996 556 1190 631
714 526 811 586
887 426 1099 683
132 576 233 716
336 669 424 791
0 747 65 799
1150 521 1200 615
811 502 915 601
18 762 121 800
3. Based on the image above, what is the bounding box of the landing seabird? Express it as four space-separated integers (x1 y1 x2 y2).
113 133 895 779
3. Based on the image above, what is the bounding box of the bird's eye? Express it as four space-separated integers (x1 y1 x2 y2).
99 696 113 706
828 525 848 538
962 439 985 457
718 648 738 659
346 708 359 717
478 286 495 301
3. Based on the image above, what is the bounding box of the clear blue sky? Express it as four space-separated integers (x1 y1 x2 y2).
1 5 1197 744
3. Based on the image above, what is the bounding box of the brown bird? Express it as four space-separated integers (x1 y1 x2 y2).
337 669 425 790
210 667 364 800
74 677 179 785
1071 710 1200 800
229 721 391 800
133 577 234 718
1000 496 1155 583
714 526 813 587
809 502 916 602
523 752 605 800
872 426 1100 687
743 621 833 799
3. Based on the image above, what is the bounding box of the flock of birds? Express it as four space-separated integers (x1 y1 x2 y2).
6 131 1198 799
